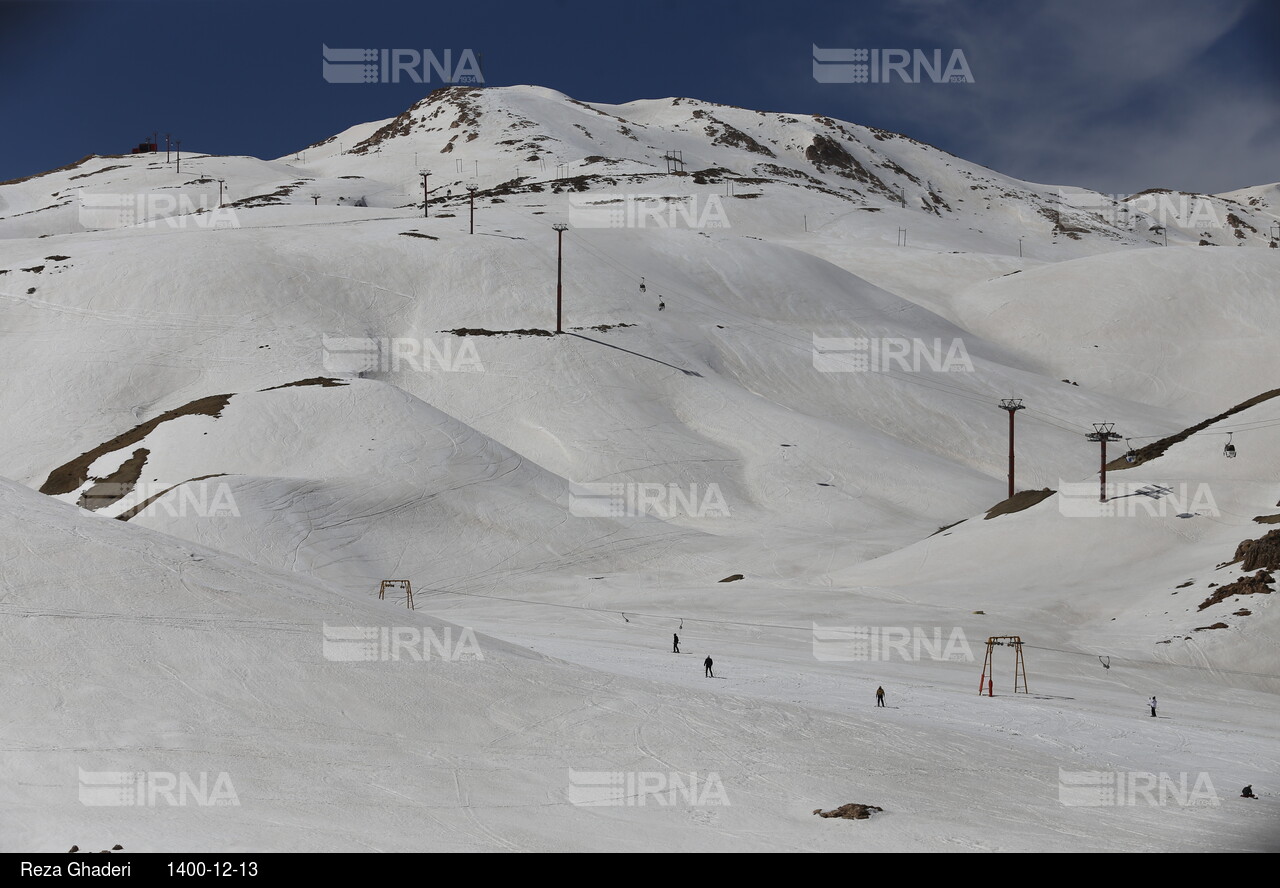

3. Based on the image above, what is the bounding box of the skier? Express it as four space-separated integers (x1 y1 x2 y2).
1149 696 1157 718
1242 785 1257 799
704 655 713 678
875 686 886 707
658 298 665 312
673 633 680 654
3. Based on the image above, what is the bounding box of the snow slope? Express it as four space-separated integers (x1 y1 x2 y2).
1 85 1277 852
3 479 1276 851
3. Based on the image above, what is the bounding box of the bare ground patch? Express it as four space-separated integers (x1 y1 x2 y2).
77 448 150 510
984 488 1055 519
814 804 883 820
40 394 233 496
442 328 554 337
259 377 348 392
1198 570 1273 612
1224 528 1280 572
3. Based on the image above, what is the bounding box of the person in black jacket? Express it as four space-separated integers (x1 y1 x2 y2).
673 633 680 653
704 655 713 678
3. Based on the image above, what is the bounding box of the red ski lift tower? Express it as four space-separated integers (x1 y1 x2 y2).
979 636 1028 696
998 399 1025 499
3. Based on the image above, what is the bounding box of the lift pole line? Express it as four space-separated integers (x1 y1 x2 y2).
999 399 1025 499
552 223 568 333
1086 423 1122 502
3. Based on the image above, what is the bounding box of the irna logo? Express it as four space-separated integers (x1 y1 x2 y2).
321 336 484 374
322 46 483 85
568 482 730 519
566 771 730 807
568 194 730 230
813 335 973 373
1058 769 1218 807
813 45 974 84
321 624 484 662
78 769 239 807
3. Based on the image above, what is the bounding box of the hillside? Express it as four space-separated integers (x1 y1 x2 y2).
1 85 1276 852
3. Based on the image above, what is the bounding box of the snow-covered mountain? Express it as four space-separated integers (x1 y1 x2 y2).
1 85 1277 852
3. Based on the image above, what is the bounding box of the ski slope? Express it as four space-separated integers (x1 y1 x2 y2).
0 85 1277 852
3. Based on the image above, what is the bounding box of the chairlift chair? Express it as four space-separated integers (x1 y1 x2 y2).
1224 432 1237 458
1124 439 1138 463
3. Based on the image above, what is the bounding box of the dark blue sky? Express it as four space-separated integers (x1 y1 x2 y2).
2 0 1276 193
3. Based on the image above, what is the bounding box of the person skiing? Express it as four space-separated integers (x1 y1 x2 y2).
673 633 680 654
876 686 886 707
1242 785 1257 798
658 298 665 312
1149 696 1157 718
704 655 713 678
